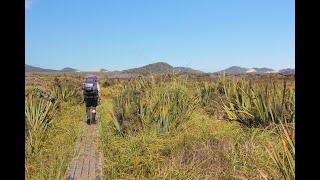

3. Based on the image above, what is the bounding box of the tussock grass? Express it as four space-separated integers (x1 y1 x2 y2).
25 73 295 179
199 75 295 127
25 102 84 180
25 93 58 154
99 98 282 179
98 74 294 179
267 120 295 180
112 78 199 134
25 74 85 180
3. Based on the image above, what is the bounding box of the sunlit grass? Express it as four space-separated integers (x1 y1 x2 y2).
98 75 294 179
25 75 85 180
25 73 294 179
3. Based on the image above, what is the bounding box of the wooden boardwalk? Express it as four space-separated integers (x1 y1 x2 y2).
64 122 103 180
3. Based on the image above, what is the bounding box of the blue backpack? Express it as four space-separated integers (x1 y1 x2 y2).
83 75 98 98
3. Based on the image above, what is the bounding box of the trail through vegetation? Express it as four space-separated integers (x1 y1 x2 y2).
25 73 85 180
64 122 103 180
25 102 84 179
25 73 294 179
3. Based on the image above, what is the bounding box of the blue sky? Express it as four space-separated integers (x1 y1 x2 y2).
26 0 294 72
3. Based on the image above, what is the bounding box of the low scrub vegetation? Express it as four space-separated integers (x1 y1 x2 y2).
99 74 295 179
25 72 294 179
25 75 84 179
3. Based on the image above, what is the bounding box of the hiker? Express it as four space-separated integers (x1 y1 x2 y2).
82 74 101 123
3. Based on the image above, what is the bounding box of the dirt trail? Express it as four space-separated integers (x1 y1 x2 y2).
64 122 103 180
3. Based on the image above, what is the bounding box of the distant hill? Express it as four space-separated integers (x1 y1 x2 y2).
123 62 173 74
217 66 249 74
26 64 79 72
99 68 108 72
173 67 204 74
216 66 291 75
61 67 79 72
25 64 57 72
26 63 294 75
279 68 295 75
123 62 204 74
252 67 275 73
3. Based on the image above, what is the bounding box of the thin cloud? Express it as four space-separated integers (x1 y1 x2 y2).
25 0 32 11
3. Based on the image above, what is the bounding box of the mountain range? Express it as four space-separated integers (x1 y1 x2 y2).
216 66 294 75
25 64 58 72
216 66 280 74
25 63 294 75
26 64 79 72
122 62 204 74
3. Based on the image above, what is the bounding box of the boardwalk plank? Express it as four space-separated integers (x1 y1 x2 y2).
73 157 84 179
66 159 77 179
64 122 103 180
95 151 103 180
82 157 90 179
88 142 96 180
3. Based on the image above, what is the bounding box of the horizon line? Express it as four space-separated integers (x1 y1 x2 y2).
25 62 295 73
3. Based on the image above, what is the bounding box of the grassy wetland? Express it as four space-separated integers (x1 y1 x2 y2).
25 72 294 179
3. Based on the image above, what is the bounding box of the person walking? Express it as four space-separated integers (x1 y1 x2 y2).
82 74 101 124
